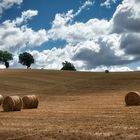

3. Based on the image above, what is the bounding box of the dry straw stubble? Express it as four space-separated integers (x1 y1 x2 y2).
2 96 22 112
125 91 140 106
22 95 39 109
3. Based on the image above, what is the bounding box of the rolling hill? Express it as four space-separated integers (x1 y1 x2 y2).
0 69 140 140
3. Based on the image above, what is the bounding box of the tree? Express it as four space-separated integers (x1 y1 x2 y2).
5 61 9 68
0 50 13 68
61 61 76 71
19 52 34 69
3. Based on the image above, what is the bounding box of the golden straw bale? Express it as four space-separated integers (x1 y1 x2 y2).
2 96 22 112
0 95 4 105
125 91 140 106
22 95 39 109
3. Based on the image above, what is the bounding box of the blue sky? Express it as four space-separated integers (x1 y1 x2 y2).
0 0 140 71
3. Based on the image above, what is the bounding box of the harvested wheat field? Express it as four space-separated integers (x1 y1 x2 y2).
0 69 140 140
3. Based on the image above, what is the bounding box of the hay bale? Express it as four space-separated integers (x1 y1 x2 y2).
105 70 109 73
2 96 22 112
125 91 140 106
0 95 4 105
22 95 39 109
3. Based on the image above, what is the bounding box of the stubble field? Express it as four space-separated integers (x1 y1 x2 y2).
0 69 140 140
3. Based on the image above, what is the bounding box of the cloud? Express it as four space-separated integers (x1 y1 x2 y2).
49 16 110 43
0 10 48 52
74 0 94 17
90 66 133 72
72 34 137 69
0 0 23 15
24 47 134 72
28 48 72 69
0 64 5 69
100 0 117 8
120 33 140 56
110 66 133 71
50 0 94 33
25 34 129 70
13 10 38 25
111 0 140 33
137 66 140 71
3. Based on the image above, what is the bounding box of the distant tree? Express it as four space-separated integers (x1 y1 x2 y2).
0 50 13 68
61 61 76 71
19 52 34 69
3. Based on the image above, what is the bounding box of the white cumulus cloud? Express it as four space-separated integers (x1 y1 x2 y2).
0 0 23 15
14 10 38 25
0 10 48 52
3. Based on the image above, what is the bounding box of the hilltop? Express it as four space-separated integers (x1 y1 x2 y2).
0 69 140 97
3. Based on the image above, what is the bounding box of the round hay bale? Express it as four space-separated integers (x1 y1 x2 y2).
22 95 39 109
2 96 22 112
125 91 140 106
105 70 109 73
0 95 4 105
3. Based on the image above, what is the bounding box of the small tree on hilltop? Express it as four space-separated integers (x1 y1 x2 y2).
0 50 13 68
19 52 34 69
61 61 76 71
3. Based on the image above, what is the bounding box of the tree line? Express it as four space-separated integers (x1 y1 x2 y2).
0 50 76 71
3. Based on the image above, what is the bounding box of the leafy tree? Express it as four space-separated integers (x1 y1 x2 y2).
61 61 76 71
19 52 34 69
0 50 13 68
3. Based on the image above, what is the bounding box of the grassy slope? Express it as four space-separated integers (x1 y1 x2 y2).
0 69 140 96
